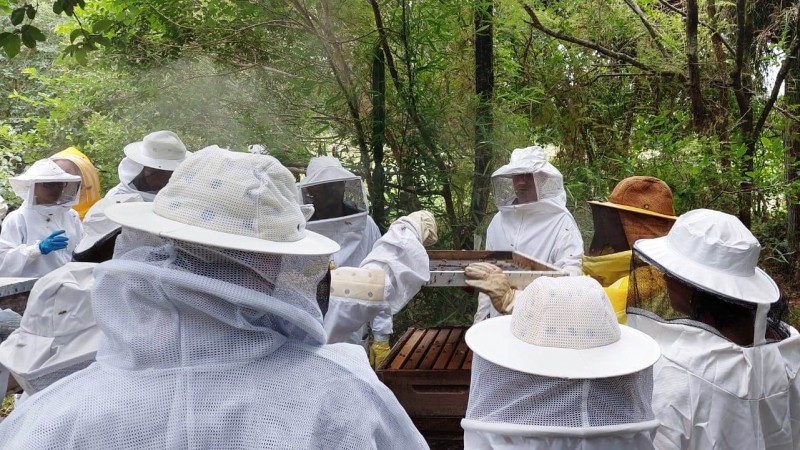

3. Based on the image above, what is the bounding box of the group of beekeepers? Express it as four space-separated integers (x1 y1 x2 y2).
0 137 795 450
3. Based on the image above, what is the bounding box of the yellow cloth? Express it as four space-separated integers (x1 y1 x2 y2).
51 147 101 219
369 340 391 369
604 276 629 324
582 250 632 287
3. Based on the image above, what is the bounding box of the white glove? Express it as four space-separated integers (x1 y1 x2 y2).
465 262 516 314
406 210 438 247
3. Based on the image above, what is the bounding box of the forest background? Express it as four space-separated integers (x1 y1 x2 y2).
1 0 800 329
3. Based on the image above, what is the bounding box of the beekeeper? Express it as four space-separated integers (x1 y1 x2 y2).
0 262 99 397
50 147 101 219
105 130 191 200
474 145 583 322
583 176 676 321
0 159 83 277
0 146 428 449
462 276 661 449
627 209 800 450
298 156 393 367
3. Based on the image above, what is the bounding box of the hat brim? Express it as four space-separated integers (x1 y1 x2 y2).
588 201 676 220
124 142 191 171
634 236 780 304
465 316 661 379
105 202 340 256
74 226 121 255
0 326 100 378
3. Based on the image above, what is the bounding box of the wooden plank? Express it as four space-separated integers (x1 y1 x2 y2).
378 328 414 370
388 328 425 370
446 337 469 370
511 251 559 271
463 347 474 370
403 328 438 370
418 329 450 370
432 328 464 370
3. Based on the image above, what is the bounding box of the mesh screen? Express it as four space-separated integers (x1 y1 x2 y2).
32 180 81 206
512 276 620 349
492 169 564 207
466 355 654 427
628 251 790 343
300 179 367 218
20 358 93 394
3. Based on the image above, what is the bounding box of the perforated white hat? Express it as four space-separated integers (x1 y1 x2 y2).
634 208 779 304
466 276 660 379
123 130 191 171
105 146 340 256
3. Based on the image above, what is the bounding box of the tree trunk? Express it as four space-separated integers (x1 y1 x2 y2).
786 57 800 258
733 0 755 227
686 0 707 131
469 0 494 249
370 42 387 232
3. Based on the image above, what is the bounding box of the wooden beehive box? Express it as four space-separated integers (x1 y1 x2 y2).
377 327 472 446
426 250 566 289
0 277 36 314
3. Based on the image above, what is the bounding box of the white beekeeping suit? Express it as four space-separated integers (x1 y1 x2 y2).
0 146 428 449
105 130 191 201
462 276 661 449
0 159 84 277
476 146 583 322
0 195 7 221
0 262 100 395
297 156 390 360
627 209 800 450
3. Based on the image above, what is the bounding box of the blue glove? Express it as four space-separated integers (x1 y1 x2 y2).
39 230 69 255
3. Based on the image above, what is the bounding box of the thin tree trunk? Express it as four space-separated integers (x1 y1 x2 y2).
707 0 731 167
686 0 707 131
733 0 755 227
786 50 800 264
370 42 387 232
470 0 494 249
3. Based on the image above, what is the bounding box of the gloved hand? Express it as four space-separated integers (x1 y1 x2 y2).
407 210 438 247
369 340 391 369
465 262 516 314
38 230 69 255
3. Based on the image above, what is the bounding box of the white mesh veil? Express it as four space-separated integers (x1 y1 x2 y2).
466 355 655 428
492 164 566 207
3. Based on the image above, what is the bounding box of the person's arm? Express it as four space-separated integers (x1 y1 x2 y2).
0 213 42 277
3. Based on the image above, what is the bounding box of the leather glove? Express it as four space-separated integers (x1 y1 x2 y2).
465 262 516 314
407 210 438 247
369 340 391 369
38 230 69 255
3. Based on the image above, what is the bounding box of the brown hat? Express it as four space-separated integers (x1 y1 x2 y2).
588 176 677 220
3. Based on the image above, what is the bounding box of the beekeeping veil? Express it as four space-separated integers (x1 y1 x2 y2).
491 146 566 208
297 156 375 269
9 159 81 213
463 276 660 449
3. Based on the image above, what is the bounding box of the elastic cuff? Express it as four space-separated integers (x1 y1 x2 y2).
373 334 390 342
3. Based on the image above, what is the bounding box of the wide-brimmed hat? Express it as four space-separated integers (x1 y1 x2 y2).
106 146 340 256
589 176 676 220
634 208 779 304
74 193 144 255
466 276 660 379
0 263 101 393
298 156 359 187
123 130 191 171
